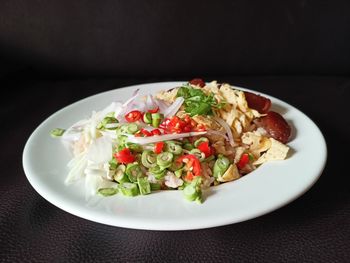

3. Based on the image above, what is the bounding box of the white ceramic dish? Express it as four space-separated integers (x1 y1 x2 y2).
23 82 327 230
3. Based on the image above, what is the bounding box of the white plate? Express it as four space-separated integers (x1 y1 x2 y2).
23 82 327 230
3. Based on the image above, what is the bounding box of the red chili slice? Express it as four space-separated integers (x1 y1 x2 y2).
151 129 161 136
114 148 135 164
140 129 152 137
148 107 159 114
197 141 212 157
177 154 201 177
244 92 271 114
154 142 164 154
237 153 249 169
125 110 142 122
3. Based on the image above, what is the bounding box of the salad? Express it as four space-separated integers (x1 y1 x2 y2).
51 79 291 203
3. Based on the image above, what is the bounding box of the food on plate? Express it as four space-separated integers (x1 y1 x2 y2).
51 79 292 203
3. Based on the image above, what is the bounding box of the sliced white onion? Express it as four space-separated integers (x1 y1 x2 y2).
65 152 88 185
155 99 170 113
61 119 89 142
126 131 207 145
146 94 158 111
87 136 112 164
85 173 118 196
100 102 123 121
116 89 141 121
104 123 120 129
123 89 140 107
214 117 235 146
163 97 184 117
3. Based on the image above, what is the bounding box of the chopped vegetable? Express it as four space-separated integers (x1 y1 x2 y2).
177 154 201 178
98 187 118 196
157 152 174 168
150 183 161 191
143 112 152 124
114 148 135 164
148 107 159 113
183 176 202 203
50 128 65 137
154 141 164 154
137 177 151 195
125 110 142 122
149 165 166 179
165 141 182 155
119 182 139 197
125 163 143 182
141 150 157 168
197 141 213 158
213 155 230 178
113 165 129 183
54 79 291 204
237 153 250 169
97 115 118 130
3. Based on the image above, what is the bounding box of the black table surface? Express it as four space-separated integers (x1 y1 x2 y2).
1 74 349 262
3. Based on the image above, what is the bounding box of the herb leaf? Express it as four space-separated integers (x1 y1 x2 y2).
176 84 224 116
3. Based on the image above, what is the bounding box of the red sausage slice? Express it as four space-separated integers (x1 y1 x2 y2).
260 111 291 143
244 92 271 114
189 78 205 88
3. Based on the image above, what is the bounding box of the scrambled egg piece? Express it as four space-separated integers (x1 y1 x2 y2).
217 164 240 182
155 88 179 103
241 131 271 159
253 138 289 165
192 115 220 130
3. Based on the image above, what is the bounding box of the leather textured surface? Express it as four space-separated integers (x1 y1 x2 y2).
1 0 350 76
0 75 349 262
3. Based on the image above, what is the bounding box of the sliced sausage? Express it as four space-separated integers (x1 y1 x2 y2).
260 111 291 143
244 92 271 114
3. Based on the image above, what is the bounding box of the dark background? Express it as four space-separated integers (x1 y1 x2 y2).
1 1 349 262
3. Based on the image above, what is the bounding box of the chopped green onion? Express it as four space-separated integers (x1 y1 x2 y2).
113 165 129 183
50 128 65 137
151 113 163 128
165 142 183 155
150 183 161 191
183 176 202 203
98 187 118 196
126 142 143 152
97 116 119 130
189 149 205 161
183 143 194 151
137 177 151 195
117 135 128 150
109 158 119 170
213 156 230 178
149 165 166 179
119 182 139 197
125 163 143 182
141 150 157 168
143 112 152 124
174 168 184 178
156 152 174 168
194 137 209 147
168 161 184 172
